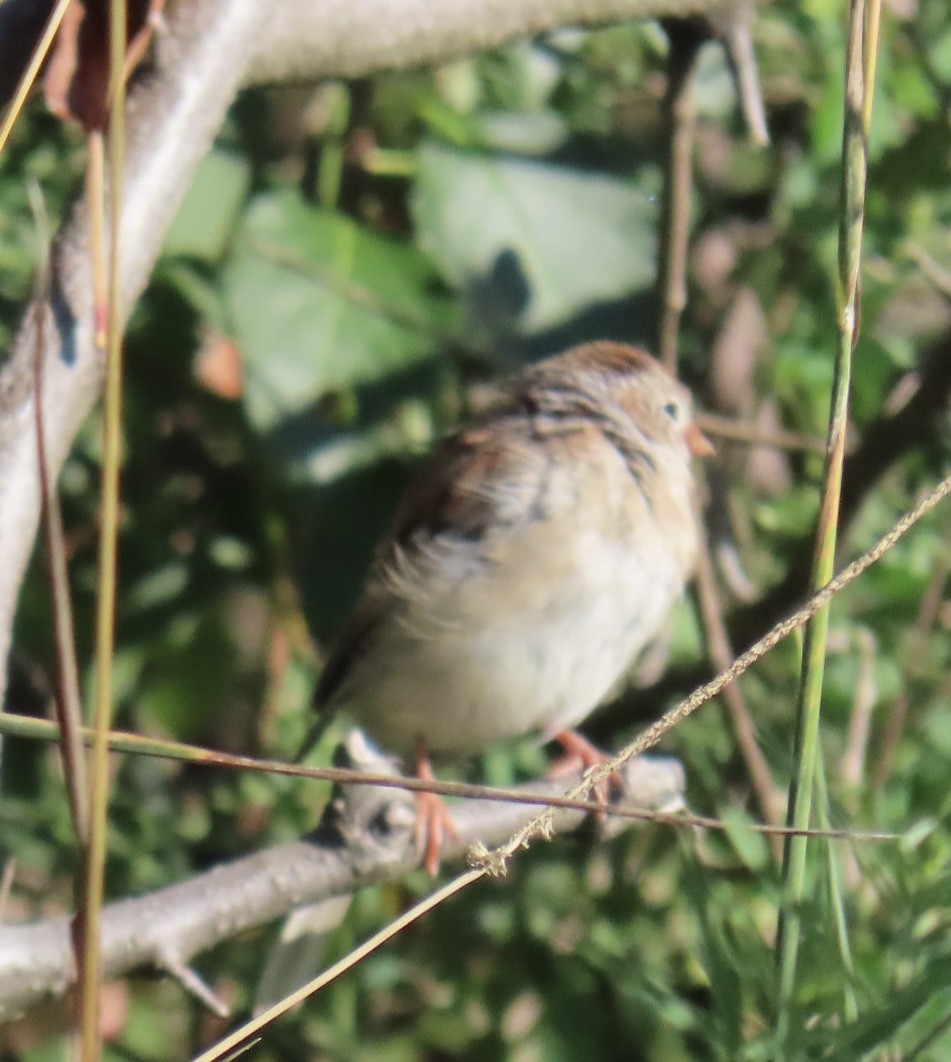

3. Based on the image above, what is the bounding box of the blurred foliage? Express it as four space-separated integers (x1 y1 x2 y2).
2 1 951 1059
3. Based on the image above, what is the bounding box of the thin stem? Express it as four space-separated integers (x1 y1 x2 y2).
694 531 784 860
774 0 880 1044
0 710 902 844
723 16 769 146
0 0 75 154
656 20 705 370
814 754 858 1022
78 1 127 1055
28 182 89 841
87 132 108 349
696 412 826 454
872 558 949 791
191 869 486 1061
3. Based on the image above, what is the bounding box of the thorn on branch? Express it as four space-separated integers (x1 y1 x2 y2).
159 952 230 1017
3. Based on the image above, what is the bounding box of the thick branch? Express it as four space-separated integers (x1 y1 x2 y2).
0 735 684 1020
0 0 261 706
245 0 755 84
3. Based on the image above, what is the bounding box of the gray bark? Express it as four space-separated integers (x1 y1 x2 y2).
0 734 685 1020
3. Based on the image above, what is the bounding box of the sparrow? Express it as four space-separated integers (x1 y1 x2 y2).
312 341 711 872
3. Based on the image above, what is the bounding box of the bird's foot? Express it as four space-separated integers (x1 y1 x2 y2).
548 730 625 806
413 745 458 876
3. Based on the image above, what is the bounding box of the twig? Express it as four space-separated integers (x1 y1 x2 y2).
27 181 89 842
871 557 949 792
838 629 877 788
0 861 15 921
120 0 168 91
694 530 785 859
161 954 229 1018
903 241 951 301
721 10 769 146
696 412 826 454
656 19 706 370
0 711 899 843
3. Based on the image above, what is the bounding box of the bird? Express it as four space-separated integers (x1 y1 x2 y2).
311 340 712 873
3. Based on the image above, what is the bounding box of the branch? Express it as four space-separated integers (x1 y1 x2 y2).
0 732 685 1020
244 0 753 84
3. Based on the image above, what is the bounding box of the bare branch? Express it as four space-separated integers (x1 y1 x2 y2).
0 734 684 1021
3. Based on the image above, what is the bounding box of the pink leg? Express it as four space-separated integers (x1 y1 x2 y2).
414 740 459 876
549 730 625 804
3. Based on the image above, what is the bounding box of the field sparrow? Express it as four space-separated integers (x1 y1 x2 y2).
313 341 711 871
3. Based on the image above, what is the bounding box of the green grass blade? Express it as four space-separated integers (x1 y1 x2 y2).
774 0 881 1046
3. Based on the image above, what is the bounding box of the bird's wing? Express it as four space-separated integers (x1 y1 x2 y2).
389 411 596 545
312 592 387 711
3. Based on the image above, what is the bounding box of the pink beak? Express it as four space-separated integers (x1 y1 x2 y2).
686 421 715 458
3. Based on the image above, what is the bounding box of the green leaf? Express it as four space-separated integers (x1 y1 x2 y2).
163 149 251 262
721 806 772 872
222 190 456 430
411 142 657 334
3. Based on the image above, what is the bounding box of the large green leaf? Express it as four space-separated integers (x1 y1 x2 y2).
223 190 456 431
163 149 251 262
411 142 657 334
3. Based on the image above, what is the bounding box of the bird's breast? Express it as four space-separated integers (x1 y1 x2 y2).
338 430 700 760
346 526 689 759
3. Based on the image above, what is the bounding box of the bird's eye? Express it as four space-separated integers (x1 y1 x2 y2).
662 399 682 422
